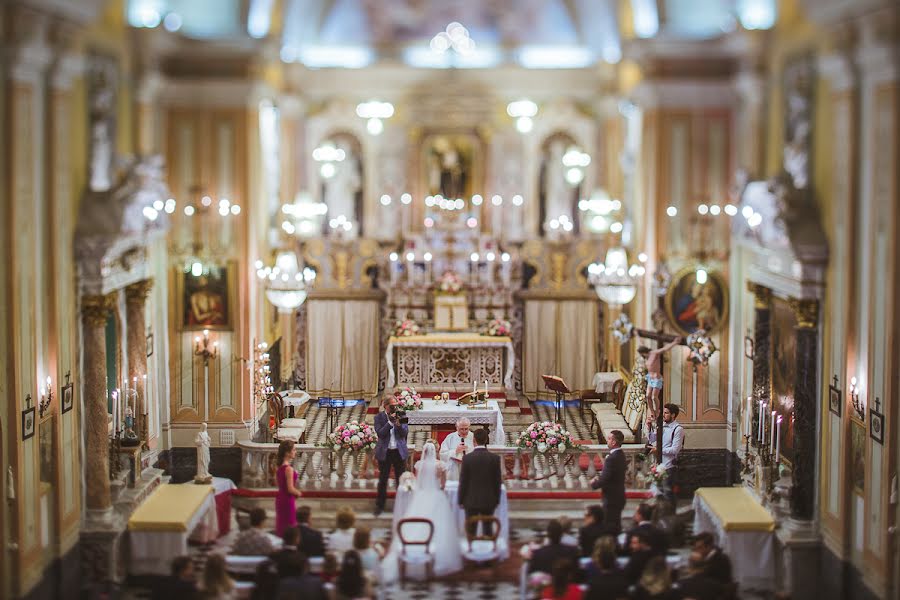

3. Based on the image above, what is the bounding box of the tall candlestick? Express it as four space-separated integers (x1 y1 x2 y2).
406 252 415 287
143 374 148 416
500 253 511 287
473 380 477 395
484 380 488 396
775 415 783 459
770 409 776 449
758 400 763 441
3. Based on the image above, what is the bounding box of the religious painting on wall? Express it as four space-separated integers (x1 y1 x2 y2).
422 133 481 201
771 297 797 464
664 267 728 336
175 263 235 331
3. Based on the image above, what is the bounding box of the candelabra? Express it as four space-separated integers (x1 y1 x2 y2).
849 376 864 421
253 341 274 411
39 376 53 418
194 329 219 365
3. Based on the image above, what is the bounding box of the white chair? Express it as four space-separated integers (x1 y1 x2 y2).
397 517 436 585
461 516 503 577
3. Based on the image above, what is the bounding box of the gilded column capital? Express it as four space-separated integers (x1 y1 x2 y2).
747 282 772 308
82 293 116 326
125 278 154 306
790 298 819 329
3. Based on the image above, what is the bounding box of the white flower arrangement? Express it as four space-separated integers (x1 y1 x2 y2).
393 387 423 411
483 317 512 337
326 421 377 452
437 271 464 293
610 313 634 345
686 329 717 364
516 421 576 454
393 319 420 337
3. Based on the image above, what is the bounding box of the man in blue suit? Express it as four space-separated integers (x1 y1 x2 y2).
374 396 408 516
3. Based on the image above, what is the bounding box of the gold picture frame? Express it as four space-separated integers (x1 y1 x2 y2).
664 266 729 336
174 262 237 331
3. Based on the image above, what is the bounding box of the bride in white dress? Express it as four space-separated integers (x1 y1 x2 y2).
380 441 463 581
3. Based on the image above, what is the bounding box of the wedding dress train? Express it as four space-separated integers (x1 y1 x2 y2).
380 443 463 582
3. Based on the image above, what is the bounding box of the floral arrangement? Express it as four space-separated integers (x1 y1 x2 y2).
393 319 420 337
483 317 512 337
327 421 377 452
686 329 717 364
647 463 668 487
525 570 552 596
516 421 576 454
610 313 634 345
393 387 423 411
437 271 464 293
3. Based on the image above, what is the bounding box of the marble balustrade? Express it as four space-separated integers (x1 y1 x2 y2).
239 440 652 491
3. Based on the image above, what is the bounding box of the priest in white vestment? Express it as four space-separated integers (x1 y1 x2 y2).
439 417 475 480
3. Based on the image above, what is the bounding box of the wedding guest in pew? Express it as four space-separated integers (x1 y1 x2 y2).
334 550 374 600
296 505 326 557
623 531 655 585
540 558 583 600
558 516 579 547
319 552 339 584
584 536 628 600
269 527 302 576
152 555 198 600
274 552 327 600
672 551 725 600
629 556 683 600
251 560 278 600
622 503 667 557
528 520 580 575
198 554 237 600
352 526 384 580
691 532 733 586
579 505 612 557
232 508 277 556
329 506 357 557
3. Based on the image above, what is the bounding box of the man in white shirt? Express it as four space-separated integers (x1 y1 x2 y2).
439 417 475 480
647 403 685 504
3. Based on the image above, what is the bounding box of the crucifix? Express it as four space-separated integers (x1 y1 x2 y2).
632 327 688 464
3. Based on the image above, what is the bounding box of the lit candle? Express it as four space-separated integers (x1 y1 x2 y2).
406 252 415 287
470 253 479 286
485 252 495 286
389 252 399 285
142 374 148 416
473 381 477 395
484 380 488 396
424 252 433 283
775 414 783 459
757 400 763 441
500 253 511 287
770 409 776 449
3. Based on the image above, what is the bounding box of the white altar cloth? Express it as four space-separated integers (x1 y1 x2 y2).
129 484 219 575
281 390 310 408
392 481 510 560
692 487 775 592
408 399 505 445
591 371 622 394
385 333 515 390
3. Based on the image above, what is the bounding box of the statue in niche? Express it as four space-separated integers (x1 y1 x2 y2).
782 55 814 191
87 55 118 193
540 138 577 233
323 138 362 236
426 136 468 200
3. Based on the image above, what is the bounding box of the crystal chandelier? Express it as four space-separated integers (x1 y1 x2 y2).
588 247 646 307
171 185 242 275
256 249 316 312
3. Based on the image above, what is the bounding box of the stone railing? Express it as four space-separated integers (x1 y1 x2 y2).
239 440 652 491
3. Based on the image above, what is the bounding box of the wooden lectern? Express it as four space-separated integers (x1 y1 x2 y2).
541 375 571 425
434 293 469 330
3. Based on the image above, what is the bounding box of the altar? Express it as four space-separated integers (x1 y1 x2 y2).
408 399 505 445
385 333 514 392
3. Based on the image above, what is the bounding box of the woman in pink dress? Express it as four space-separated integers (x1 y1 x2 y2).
275 440 302 537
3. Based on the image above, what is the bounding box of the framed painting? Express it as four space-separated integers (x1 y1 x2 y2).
744 335 754 360
771 297 797 464
828 380 842 417
22 405 36 440
62 380 74 414
175 262 236 331
869 400 884 445
664 267 729 336
850 420 866 493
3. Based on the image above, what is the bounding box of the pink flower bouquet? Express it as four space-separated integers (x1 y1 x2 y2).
516 421 576 454
393 319 420 337
327 421 377 452
438 271 464 293
393 387 423 411
484 317 512 337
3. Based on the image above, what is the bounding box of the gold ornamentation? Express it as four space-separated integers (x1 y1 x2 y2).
82 293 117 326
357 239 377 258
747 282 772 309
550 252 566 289
789 298 818 329
334 251 350 289
125 279 154 305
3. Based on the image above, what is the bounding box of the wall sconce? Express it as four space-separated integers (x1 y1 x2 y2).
194 329 219 366
39 376 53 418
849 376 864 421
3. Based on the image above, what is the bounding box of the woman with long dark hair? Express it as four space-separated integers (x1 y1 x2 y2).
335 550 373 599
275 440 302 536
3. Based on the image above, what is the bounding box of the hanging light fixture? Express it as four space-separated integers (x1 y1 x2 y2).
587 247 645 307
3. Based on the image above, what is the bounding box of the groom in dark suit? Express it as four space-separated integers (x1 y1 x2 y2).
374 396 409 516
458 428 502 536
590 429 626 534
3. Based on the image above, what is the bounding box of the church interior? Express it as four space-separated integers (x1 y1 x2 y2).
0 0 897 598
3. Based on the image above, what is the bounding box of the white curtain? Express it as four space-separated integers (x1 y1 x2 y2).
524 300 598 398
307 300 380 398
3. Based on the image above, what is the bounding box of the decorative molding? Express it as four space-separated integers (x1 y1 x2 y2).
125 279 154 305
81 293 117 327
747 283 772 309
789 299 819 329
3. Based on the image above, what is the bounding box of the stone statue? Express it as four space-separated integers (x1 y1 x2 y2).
323 141 361 236
543 139 571 230
194 423 212 484
87 55 118 193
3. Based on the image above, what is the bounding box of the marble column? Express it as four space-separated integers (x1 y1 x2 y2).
82 293 117 514
125 279 153 445
790 298 820 521
748 283 772 445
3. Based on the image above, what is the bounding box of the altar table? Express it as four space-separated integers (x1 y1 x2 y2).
128 483 218 575
385 333 514 391
693 487 775 592
591 371 622 394
393 482 510 560
407 399 505 445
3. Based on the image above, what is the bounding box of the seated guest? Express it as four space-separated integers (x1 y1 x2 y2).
528 520 580 574
296 505 326 557
579 505 610 557
558 516 579 547
652 500 685 549
250 560 278 600
320 552 339 584
674 551 725 600
274 552 327 600
624 531 655 585
269 526 302 576
232 508 277 556
329 506 357 556
630 556 682 600
585 536 628 600
623 503 667 557
692 532 733 585
199 553 236 599
541 558 583 600
335 550 374 600
352 526 384 578
152 555 197 600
